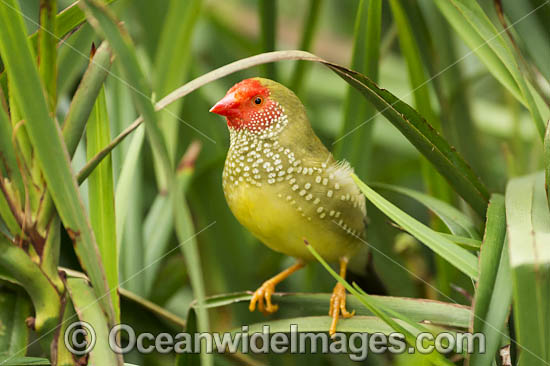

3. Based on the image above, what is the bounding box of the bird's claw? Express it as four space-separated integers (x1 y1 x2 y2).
249 279 279 315
329 282 355 337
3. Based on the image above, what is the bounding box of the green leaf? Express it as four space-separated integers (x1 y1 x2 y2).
86 85 119 322
152 0 201 190
329 63 489 216
472 194 506 331
197 291 472 328
289 0 324 96
40 217 64 293
0 106 22 236
54 297 78 366
143 145 202 297
470 253 512 365
176 308 199 366
0 288 31 358
0 238 60 342
545 121 550 210
173 146 212 366
389 0 439 130
115 126 145 295
434 0 547 138
258 0 277 79
37 0 57 112
118 287 187 329
389 0 454 221
0 0 115 323
29 0 117 47
334 0 381 179
372 183 481 239
240 315 450 337
0 357 51 365
438 233 481 250
0 79 23 194
77 119 142 185
502 0 550 81
142 194 173 296
66 277 122 366
306 242 455 365
418 0 486 181
56 23 95 98
505 172 550 365
63 41 113 158
433 0 519 103
80 0 172 190
353 176 479 279
468 194 511 366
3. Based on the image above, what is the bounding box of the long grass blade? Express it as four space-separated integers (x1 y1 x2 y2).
472 194 506 332
0 0 115 323
372 183 480 239
80 0 172 189
545 121 550 210
434 0 547 138
37 0 57 112
258 0 277 79
66 278 122 365
438 233 481 250
289 0 323 96
198 291 471 328
501 0 550 82
329 63 489 216
0 238 60 347
40 217 64 293
469 194 511 366
418 1 486 183
142 195 172 296
57 23 95 98
173 146 212 366
86 85 119 321
0 288 31 359
152 0 201 180
62 41 113 158
306 241 455 365
115 126 145 295
0 105 23 236
505 172 550 365
334 0 381 179
29 0 118 48
353 175 479 279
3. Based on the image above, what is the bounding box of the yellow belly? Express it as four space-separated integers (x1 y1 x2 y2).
224 181 361 262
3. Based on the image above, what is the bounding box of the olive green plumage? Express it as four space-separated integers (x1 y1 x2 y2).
221 78 366 262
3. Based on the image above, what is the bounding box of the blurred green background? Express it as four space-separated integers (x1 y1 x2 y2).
1 0 549 365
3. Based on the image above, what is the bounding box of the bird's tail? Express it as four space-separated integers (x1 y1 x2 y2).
347 250 387 296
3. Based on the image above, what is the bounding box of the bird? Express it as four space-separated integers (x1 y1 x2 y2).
210 77 367 336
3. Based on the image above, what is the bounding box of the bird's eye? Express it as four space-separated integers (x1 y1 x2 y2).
254 96 263 105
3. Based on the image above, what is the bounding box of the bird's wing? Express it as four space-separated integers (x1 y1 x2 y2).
299 157 367 238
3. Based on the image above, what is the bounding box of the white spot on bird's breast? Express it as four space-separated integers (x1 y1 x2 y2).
223 101 366 239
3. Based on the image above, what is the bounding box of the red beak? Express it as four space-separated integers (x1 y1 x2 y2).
209 92 240 117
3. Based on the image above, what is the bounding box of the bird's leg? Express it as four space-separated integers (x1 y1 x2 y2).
329 257 355 337
249 260 305 315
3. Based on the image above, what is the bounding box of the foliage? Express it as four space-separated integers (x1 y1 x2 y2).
0 0 548 365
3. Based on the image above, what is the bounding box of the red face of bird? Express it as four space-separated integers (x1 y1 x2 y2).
209 78 285 132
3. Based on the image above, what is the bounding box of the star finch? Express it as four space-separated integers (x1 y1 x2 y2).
210 77 367 335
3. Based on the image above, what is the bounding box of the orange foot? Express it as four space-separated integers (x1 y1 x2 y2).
249 261 305 315
329 257 355 336
329 282 355 336
249 279 279 315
